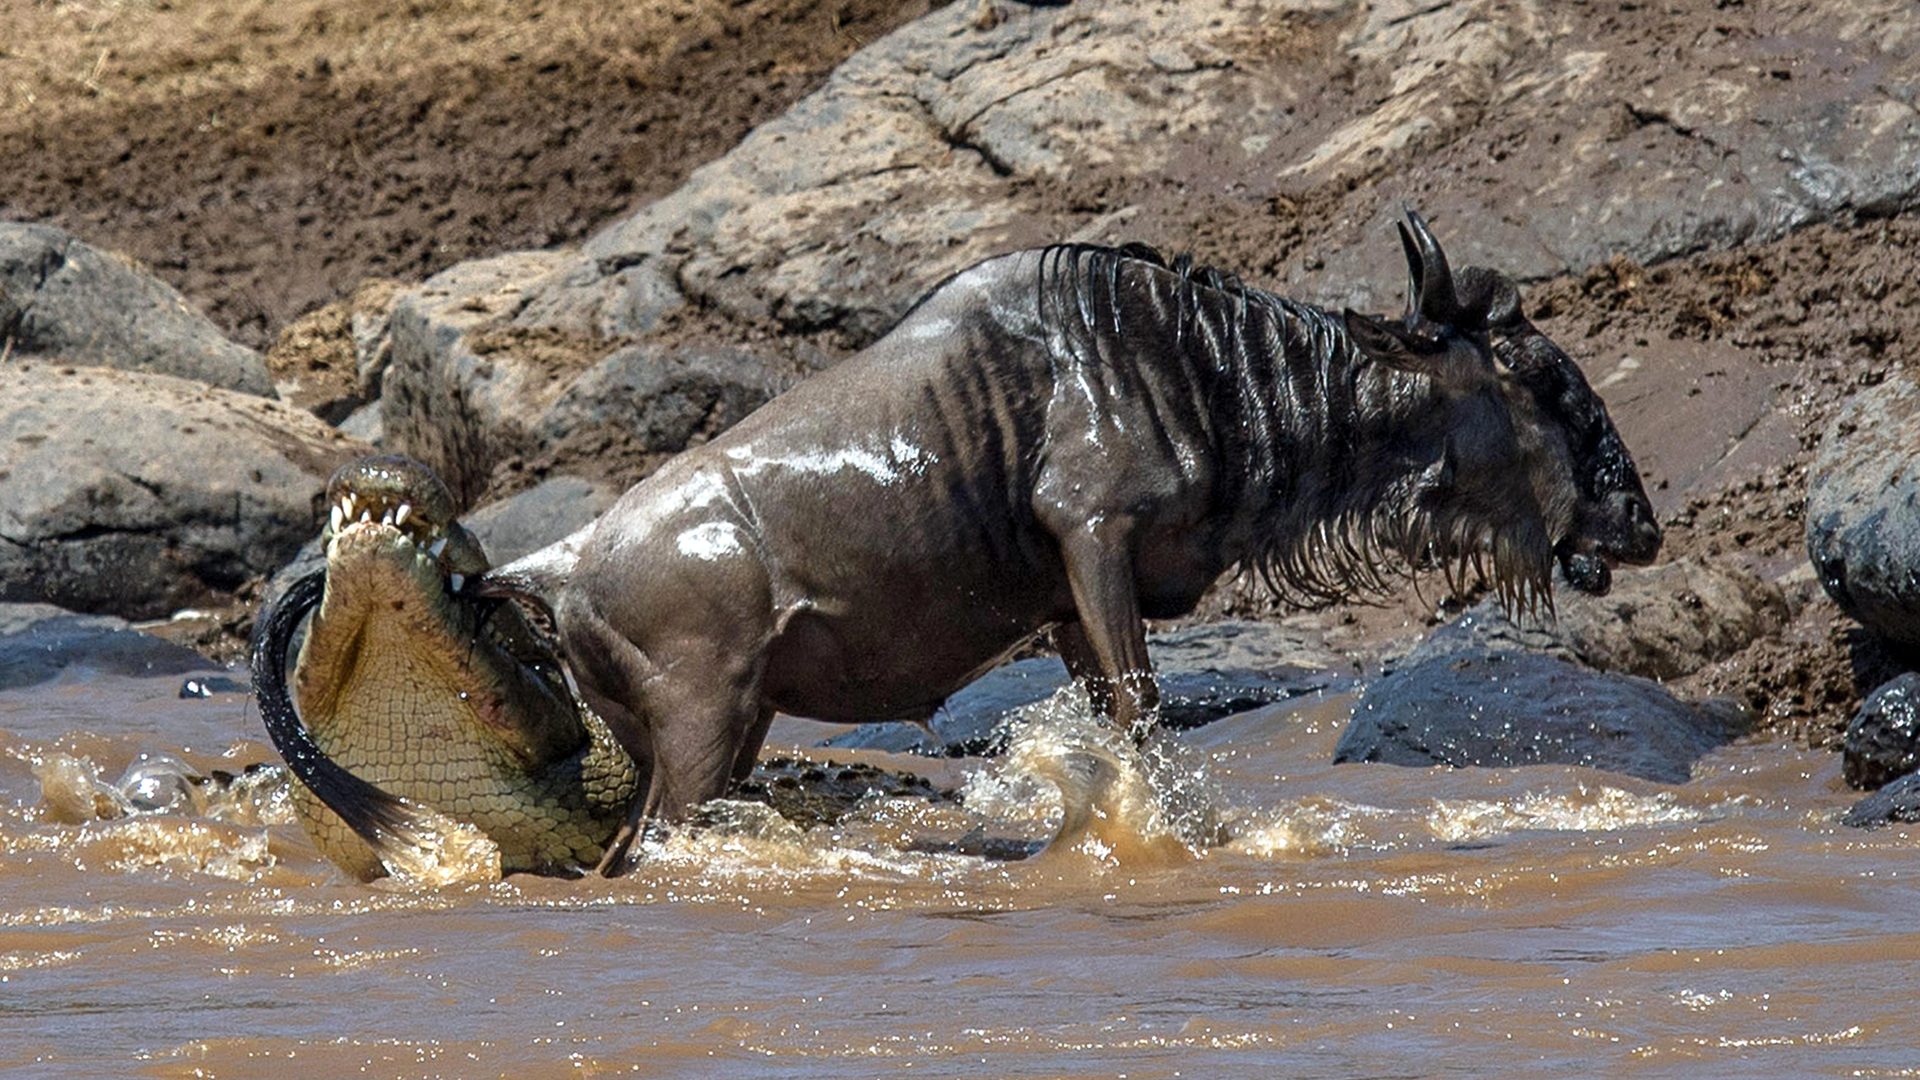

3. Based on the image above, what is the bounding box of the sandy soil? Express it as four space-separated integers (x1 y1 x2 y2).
0 0 932 349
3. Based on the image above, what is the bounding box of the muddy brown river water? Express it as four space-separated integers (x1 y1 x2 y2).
1 660 1914 1078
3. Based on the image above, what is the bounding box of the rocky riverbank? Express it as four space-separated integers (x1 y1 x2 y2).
3 0 1917 785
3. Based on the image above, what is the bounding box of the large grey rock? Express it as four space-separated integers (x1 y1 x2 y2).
1843 672 1920 791
1807 373 1920 651
373 1 1920 498
0 223 272 396
1421 558 1790 682
0 363 368 620
379 251 782 500
823 620 1349 755
463 475 619 567
1336 648 1750 784
0 603 213 691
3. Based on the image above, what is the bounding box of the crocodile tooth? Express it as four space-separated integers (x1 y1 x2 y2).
428 537 448 559
329 504 344 534
394 503 412 527
448 573 466 593
359 508 374 524
381 507 396 526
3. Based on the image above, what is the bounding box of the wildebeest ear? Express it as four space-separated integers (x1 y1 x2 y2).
1456 266 1524 330
1344 308 1452 377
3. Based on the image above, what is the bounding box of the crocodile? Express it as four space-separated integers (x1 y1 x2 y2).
251 455 638 879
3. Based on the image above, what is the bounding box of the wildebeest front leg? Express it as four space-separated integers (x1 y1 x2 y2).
1055 527 1159 741
1051 621 1115 718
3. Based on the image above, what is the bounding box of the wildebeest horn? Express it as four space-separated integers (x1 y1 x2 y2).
1401 209 1463 326
1397 220 1425 319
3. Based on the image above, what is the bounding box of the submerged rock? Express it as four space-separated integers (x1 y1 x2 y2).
1807 373 1920 652
0 222 272 396
823 620 1348 755
1843 771 1920 829
1843 672 1920 791
0 603 213 691
1336 648 1750 784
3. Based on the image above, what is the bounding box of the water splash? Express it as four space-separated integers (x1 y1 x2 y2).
1227 796 1400 858
28 749 299 828
1424 784 1703 844
963 688 1223 869
78 818 276 881
30 752 133 824
25 740 499 887
19 751 282 880
629 797 987 896
370 807 503 888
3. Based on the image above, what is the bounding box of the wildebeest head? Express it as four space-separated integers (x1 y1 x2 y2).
1340 211 1661 607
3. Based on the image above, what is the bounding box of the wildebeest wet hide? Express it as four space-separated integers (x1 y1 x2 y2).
497 212 1662 872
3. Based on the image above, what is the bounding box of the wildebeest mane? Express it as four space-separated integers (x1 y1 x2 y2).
1030 242 1554 616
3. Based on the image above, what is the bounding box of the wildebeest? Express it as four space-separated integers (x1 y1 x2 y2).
513 210 1662 872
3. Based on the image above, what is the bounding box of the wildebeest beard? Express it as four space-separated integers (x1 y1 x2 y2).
1033 243 1557 618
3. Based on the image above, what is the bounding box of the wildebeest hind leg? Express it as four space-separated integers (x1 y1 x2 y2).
594 686 758 876
1054 526 1160 742
730 706 775 785
628 669 764 853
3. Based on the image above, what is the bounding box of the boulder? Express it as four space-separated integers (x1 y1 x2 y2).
1843 672 1920 790
1430 558 1790 682
823 620 1348 755
0 223 272 396
378 252 781 501
261 278 404 421
1335 648 1750 784
1843 770 1920 829
0 363 368 620
462 475 619 567
1807 373 1920 651
0 603 213 691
